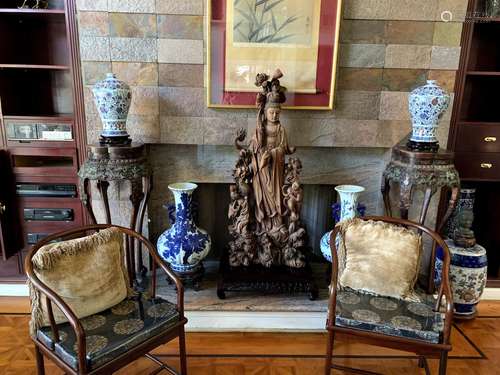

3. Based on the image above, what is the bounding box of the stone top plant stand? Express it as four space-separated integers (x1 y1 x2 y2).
381 141 460 291
78 142 152 281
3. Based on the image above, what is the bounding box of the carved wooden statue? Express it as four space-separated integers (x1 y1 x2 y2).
228 69 307 269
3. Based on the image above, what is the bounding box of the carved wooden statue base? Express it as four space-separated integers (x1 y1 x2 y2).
217 250 318 300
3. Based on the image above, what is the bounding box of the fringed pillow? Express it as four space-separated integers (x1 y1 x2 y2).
29 227 134 335
336 218 422 301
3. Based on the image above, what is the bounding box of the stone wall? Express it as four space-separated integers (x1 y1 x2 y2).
76 0 468 241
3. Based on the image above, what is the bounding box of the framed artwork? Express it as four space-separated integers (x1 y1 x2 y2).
207 0 342 110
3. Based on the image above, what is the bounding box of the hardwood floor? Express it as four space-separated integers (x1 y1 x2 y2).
0 299 498 374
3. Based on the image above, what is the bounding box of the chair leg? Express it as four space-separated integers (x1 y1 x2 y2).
179 328 187 375
439 351 448 375
35 345 45 375
324 330 334 375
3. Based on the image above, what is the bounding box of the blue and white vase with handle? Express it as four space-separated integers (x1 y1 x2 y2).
320 185 365 262
157 182 211 275
407 80 450 151
92 73 131 139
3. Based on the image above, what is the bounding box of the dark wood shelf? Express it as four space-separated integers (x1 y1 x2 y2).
467 70 500 76
0 64 70 70
467 16 500 22
0 8 65 15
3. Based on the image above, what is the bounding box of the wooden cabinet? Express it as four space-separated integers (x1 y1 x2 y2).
0 0 87 282
448 0 500 285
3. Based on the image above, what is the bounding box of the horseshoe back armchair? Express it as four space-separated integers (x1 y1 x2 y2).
325 216 453 375
25 224 187 375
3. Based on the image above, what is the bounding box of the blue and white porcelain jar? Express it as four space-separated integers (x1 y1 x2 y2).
92 73 131 140
407 80 450 152
320 185 365 262
435 240 487 317
157 183 211 276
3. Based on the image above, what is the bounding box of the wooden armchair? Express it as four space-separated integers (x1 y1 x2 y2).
25 224 187 375
325 216 453 375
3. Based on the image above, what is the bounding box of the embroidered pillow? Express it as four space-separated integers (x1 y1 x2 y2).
29 227 132 335
337 219 422 301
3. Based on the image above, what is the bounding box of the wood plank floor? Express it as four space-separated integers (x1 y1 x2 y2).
0 299 498 374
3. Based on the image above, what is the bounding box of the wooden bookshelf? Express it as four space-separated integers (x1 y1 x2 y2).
448 0 500 285
0 0 87 282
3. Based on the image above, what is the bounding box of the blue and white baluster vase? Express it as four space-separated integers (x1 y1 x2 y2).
320 185 365 262
92 73 132 145
407 80 450 152
157 183 211 287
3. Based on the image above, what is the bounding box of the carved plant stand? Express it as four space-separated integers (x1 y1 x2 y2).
78 143 152 284
381 142 460 291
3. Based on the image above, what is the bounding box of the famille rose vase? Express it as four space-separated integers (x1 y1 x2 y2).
92 73 131 140
407 80 450 152
320 185 365 262
435 187 488 318
157 183 211 276
435 240 487 318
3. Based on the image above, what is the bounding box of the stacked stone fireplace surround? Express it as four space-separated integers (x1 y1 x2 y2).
77 0 468 284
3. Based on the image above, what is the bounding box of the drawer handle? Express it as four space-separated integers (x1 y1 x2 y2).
481 163 493 169
484 137 497 142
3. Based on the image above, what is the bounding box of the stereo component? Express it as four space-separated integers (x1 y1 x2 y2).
16 184 77 198
24 208 73 221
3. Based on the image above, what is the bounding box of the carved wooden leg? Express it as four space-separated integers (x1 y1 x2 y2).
419 187 435 226
136 175 152 277
130 179 144 280
324 330 334 375
35 345 45 375
179 328 188 375
96 180 111 224
80 177 97 224
399 182 413 220
436 185 460 235
439 351 448 375
381 176 392 217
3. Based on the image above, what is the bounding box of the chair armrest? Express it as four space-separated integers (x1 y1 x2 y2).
326 225 342 328
122 226 185 317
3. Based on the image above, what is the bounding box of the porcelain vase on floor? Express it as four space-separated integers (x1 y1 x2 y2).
407 80 450 152
157 183 211 284
92 73 132 144
435 187 488 318
320 185 365 262
435 241 487 318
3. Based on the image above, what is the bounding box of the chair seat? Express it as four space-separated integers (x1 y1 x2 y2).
37 294 179 371
334 289 444 344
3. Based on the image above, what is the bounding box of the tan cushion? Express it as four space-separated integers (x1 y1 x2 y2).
29 227 131 334
337 219 422 301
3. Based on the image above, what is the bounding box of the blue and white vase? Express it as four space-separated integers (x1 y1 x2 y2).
435 240 488 317
320 185 365 262
157 183 211 275
407 80 450 151
92 73 131 140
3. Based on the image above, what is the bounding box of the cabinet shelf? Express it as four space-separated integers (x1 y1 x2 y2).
0 8 65 15
467 70 500 76
0 64 70 70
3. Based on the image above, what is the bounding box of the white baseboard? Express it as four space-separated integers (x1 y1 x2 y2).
0 283 29 296
185 311 325 331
